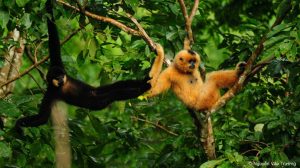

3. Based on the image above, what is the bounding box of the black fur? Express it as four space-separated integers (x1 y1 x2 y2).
15 0 150 134
187 50 196 55
0 117 3 129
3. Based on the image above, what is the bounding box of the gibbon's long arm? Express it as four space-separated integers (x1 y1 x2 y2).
15 90 56 133
149 44 164 86
14 0 150 134
46 0 63 68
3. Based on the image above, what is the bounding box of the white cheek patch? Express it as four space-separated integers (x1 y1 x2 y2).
52 79 59 87
63 76 67 84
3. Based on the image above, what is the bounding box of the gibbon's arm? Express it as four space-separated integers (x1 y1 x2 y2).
149 44 164 86
147 68 172 97
206 62 246 88
46 0 64 68
60 77 151 110
14 90 55 134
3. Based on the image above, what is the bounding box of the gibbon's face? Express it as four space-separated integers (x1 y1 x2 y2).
174 50 200 73
46 66 67 87
52 75 67 87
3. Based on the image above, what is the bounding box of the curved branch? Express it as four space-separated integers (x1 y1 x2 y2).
57 0 141 36
131 116 178 136
178 0 189 22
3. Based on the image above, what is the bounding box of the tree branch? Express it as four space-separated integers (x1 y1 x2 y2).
131 116 178 136
178 0 199 49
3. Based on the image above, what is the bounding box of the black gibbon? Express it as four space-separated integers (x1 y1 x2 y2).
147 45 245 111
14 0 150 134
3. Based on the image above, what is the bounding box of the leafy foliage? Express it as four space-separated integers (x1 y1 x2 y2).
0 0 299 167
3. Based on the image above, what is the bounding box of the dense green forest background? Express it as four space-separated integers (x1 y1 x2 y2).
0 0 299 167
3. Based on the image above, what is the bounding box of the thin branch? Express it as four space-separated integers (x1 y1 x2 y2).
189 0 199 21
3 56 45 93
125 13 156 51
34 41 44 63
247 55 275 79
131 116 178 136
178 0 189 22
25 46 46 81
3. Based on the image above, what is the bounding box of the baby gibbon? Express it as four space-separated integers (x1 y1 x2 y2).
148 44 245 111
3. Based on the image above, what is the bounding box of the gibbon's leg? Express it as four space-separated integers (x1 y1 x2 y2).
147 70 171 97
206 70 239 88
149 44 164 86
94 78 151 101
206 62 246 88
15 90 55 134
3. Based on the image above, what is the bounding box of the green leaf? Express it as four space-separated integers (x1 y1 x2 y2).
11 95 34 105
266 23 292 39
255 116 277 123
89 115 108 140
200 159 226 168
140 60 151 70
0 100 21 117
16 0 30 7
77 51 86 66
3 0 15 8
0 142 12 158
294 111 300 121
264 34 290 48
0 10 9 29
166 31 178 41
276 0 291 19
267 121 281 130
20 13 32 29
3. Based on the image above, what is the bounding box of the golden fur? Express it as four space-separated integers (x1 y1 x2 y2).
148 44 244 111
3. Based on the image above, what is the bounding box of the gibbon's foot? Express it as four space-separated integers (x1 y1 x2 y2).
236 62 247 75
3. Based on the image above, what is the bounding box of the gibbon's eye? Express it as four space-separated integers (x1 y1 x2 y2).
179 57 184 61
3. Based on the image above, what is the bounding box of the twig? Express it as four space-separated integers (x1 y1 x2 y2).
3 56 45 93
131 116 178 136
25 46 46 81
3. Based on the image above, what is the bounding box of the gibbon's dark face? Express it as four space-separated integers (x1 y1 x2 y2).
174 49 200 73
46 66 67 87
